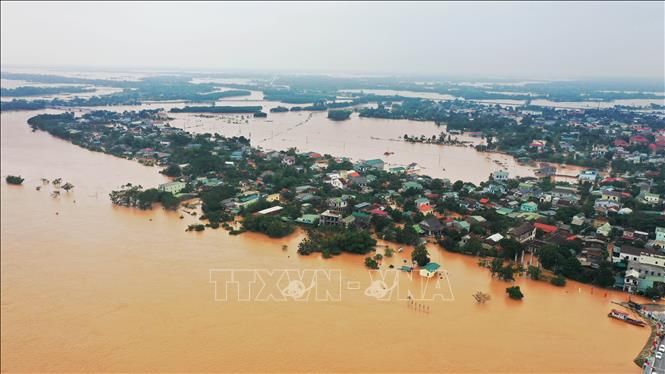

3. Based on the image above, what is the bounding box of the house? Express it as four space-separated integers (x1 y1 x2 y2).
295 214 320 225
630 135 649 145
158 181 186 194
451 220 470 232
418 204 434 215
230 150 244 161
257 206 283 215
237 191 261 207
419 217 443 236
623 269 640 293
347 211 371 229
509 222 536 243
643 192 661 204
485 183 507 196
495 207 514 216
358 159 385 171
349 175 368 187
266 193 281 202
571 213 586 226
656 227 665 242
486 233 504 244
319 210 342 226
577 170 599 183
620 249 665 293
596 222 612 237
467 216 487 225
402 181 423 191
520 201 538 212
369 208 389 217
419 262 440 278
601 191 623 202
551 186 579 200
534 222 557 234
328 197 348 212
491 170 509 181
388 166 406 174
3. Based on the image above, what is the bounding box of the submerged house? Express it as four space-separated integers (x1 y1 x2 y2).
419 262 441 278
419 217 443 236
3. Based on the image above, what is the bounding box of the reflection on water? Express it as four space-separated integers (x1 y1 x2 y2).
0 108 653 372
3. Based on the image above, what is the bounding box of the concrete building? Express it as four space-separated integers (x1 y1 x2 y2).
158 181 186 194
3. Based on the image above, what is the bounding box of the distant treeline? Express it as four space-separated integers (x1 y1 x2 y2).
170 106 263 114
0 73 251 111
1 86 95 97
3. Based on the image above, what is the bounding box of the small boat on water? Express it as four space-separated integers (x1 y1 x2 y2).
608 309 646 327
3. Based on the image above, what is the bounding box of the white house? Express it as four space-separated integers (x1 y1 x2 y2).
491 170 509 181
577 170 599 183
643 193 661 205
419 262 441 278
158 181 186 194
656 227 665 242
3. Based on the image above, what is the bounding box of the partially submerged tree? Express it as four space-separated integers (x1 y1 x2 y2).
5 175 24 185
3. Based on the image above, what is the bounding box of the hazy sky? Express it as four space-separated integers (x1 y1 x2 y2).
1 1 664 79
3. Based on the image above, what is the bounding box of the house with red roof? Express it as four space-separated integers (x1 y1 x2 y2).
534 222 558 234
418 204 434 215
629 135 649 145
614 139 629 148
369 208 389 217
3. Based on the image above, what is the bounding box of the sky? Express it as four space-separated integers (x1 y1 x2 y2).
1 1 664 79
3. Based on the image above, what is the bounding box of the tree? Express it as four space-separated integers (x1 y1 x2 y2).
644 284 665 300
592 262 616 288
5 175 24 185
364 257 379 269
411 244 430 266
527 266 541 280
551 275 566 287
506 286 524 300
464 238 484 255
498 265 515 281
499 238 524 260
490 258 504 276
161 164 182 177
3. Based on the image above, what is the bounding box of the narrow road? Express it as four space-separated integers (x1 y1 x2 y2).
644 338 665 374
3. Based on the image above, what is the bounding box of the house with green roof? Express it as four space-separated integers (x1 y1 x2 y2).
389 166 406 174
495 207 513 216
520 201 538 212
402 181 423 191
419 262 441 278
295 214 320 225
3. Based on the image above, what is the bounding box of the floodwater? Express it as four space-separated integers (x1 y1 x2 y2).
0 108 655 372
50 86 535 184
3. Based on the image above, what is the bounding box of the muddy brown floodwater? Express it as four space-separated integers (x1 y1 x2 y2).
0 109 655 373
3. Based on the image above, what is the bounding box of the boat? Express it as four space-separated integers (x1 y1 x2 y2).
607 309 646 327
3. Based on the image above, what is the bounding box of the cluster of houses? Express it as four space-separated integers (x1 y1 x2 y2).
40 108 664 291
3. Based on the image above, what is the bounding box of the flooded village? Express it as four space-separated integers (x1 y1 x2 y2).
2 71 665 372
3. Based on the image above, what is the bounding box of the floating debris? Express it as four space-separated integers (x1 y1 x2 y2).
473 291 491 304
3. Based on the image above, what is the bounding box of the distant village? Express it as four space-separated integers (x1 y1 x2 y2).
25 103 665 299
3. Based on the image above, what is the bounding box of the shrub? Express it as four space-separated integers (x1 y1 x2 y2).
6 175 24 185
506 286 524 300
